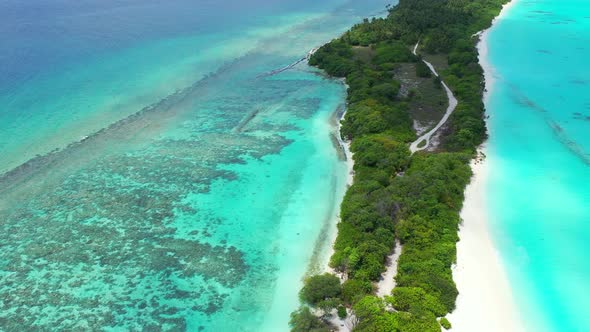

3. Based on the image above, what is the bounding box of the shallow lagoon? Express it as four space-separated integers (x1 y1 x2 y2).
486 1 590 330
0 0 389 330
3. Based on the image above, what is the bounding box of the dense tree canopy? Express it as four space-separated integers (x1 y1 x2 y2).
300 273 342 306
289 307 331 332
291 0 509 331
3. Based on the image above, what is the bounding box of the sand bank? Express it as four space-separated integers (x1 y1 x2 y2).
447 152 524 332
447 2 524 330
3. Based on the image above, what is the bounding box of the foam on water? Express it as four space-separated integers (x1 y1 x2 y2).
485 1 590 330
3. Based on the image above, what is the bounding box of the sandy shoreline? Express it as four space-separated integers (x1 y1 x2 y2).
447 151 524 332
447 1 524 331
323 103 355 276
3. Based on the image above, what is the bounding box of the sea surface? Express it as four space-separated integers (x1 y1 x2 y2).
485 0 590 331
0 0 390 330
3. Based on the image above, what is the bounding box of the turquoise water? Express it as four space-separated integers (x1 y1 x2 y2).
0 1 389 330
486 1 590 331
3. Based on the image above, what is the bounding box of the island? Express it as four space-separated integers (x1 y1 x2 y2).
290 0 510 331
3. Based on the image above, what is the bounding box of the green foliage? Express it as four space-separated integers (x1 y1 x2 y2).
373 42 416 65
391 287 446 317
433 76 442 89
337 305 348 319
293 0 510 330
354 296 385 321
391 153 471 312
415 60 432 78
309 39 356 77
351 134 411 171
289 307 330 332
440 317 452 330
342 100 414 142
317 298 342 318
397 311 440 332
342 279 374 304
300 273 342 306
353 296 399 332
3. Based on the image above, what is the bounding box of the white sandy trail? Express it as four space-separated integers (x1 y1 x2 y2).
375 240 402 297
374 43 460 297
409 42 458 153
326 308 356 332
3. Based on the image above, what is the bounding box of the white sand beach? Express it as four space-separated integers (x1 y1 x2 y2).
324 106 355 276
447 153 524 332
447 1 524 331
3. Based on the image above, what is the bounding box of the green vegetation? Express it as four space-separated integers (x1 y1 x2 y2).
353 296 399 331
392 153 472 313
394 62 447 125
415 59 432 78
289 307 330 332
440 317 452 330
291 0 509 331
433 76 442 89
341 279 373 304
300 273 342 306
337 305 348 319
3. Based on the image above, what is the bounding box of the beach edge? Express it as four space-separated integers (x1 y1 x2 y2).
447 1 525 331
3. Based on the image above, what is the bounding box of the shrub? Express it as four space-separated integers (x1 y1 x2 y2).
299 273 342 305
353 296 400 332
341 279 373 304
289 307 330 332
440 317 452 330
391 287 447 317
337 305 348 319
416 60 432 78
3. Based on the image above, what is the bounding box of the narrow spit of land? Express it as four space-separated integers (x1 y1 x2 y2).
290 0 512 331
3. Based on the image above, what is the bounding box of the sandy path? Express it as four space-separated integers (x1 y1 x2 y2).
409 42 458 153
375 240 402 297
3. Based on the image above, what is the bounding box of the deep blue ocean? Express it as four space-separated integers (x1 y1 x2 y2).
0 0 389 330
486 0 590 330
